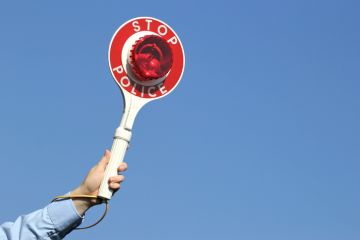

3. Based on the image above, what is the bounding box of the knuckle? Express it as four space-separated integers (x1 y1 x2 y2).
119 163 128 170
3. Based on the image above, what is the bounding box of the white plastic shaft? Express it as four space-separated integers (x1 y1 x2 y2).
98 127 132 199
98 89 148 200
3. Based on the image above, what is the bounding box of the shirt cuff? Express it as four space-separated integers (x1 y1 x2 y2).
47 199 83 233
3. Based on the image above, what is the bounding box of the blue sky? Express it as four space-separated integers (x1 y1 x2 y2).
0 1 359 239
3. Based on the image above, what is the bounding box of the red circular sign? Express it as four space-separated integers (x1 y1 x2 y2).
109 17 185 99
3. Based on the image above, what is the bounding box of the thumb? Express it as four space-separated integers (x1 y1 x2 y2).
98 149 111 170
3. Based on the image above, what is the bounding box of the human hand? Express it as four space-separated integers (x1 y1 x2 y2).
71 150 128 215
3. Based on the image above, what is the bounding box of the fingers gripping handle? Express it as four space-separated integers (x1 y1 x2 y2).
98 128 132 200
98 138 128 199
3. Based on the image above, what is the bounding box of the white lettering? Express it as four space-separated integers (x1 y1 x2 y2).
141 85 145 97
167 36 178 45
113 65 124 74
145 19 153 31
157 25 168 36
131 83 137 94
132 21 140 32
148 86 156 97
157 83 167 95
120 76 130 87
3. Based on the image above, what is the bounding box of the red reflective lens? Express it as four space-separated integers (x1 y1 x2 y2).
130 35 173 81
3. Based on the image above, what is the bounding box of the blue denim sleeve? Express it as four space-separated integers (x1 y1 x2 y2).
0 199 82 240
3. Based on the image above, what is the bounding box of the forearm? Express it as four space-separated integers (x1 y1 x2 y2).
0 200 82 240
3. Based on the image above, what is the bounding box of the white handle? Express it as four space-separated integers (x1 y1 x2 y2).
99 93 147 200
98 127 132 200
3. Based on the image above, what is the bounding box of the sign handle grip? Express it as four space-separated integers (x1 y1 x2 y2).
98 127 132 200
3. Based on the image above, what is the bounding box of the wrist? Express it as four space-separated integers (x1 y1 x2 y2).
70 186 98 215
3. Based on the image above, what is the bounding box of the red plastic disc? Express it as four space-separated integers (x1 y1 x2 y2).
130 35 173 81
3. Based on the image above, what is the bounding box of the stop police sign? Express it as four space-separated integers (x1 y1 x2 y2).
109 17 185 99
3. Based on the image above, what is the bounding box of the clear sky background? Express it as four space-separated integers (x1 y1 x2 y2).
0 1 359 240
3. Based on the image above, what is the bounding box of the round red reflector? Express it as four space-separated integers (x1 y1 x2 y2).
130 35 173 81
